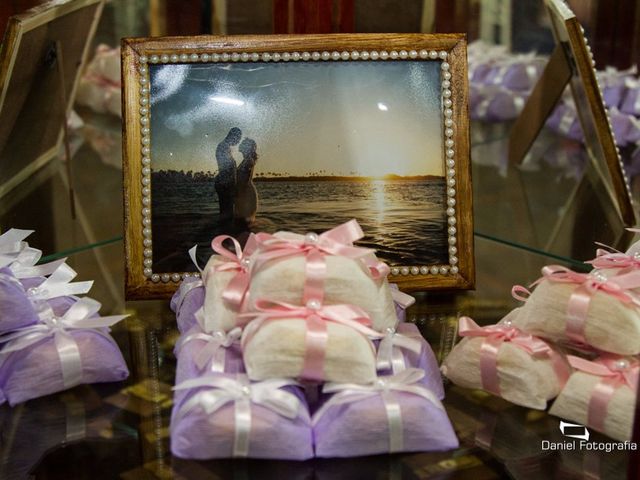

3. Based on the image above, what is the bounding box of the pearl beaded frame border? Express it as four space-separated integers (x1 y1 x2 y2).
135 48 459 284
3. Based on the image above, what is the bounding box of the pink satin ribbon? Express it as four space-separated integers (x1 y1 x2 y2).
588 247 640 271
208 234 257 311
458 316 569 395
241 299 381 382
513 265 640 345
252 219 390 305
567 355 639 432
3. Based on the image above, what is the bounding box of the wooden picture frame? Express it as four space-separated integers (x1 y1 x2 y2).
509 0 636 227
0 0 104 198
122 33 473 299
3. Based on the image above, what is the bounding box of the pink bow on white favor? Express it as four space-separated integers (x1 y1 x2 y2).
252 220 389 304
458 316 567 395
241 299 380 382
208 234 257 310
512 265 640 345
567 355 639 432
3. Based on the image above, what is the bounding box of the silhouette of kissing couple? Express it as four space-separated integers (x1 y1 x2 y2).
214 127 259 229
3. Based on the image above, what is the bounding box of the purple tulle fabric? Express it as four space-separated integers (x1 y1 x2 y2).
546 103 583 141
0 330 129 406
170 379 314 460
170 278 204 333
174 325 244 386
620 86 640 116
389 283 408 324
375 323 444 400
313 390 458 457
484 62 542 91
0 269 78 334
470 85 526 121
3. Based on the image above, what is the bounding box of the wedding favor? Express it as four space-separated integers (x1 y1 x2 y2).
200 221 397 333
170 275 204 333
76 44 122 116
441 316 570 410
170 374 313 460
312 369 458 457
512 265 640 355
375 322 444 399
241 300 379 384
174 325 244 385
0 298 129 406
550 355 638 442
1 262 92 334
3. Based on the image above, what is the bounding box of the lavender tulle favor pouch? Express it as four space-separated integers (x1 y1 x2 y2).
0 298 129 406
0 268 39 333
375 323 444 400
0 262 92 334
170 374 313 460
174 325 244 385
170 277 204 333
312 369 458 457
620 78 640 116
546 102 583 141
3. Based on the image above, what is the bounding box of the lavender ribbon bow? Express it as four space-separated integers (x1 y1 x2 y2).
0 297 127 388
312 368 444 453
173 375 303 457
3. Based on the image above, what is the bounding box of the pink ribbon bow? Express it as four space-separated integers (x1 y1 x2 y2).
587 245 640 271
241 299 381 382
458 316 568 395
252 219 389 305
208 234 257 311
513 265 640 345
567 355 639 432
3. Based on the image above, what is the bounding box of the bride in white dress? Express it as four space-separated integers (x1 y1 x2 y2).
234 138 259 226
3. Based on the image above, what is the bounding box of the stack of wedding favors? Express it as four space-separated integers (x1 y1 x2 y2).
443 234 640 442
0 229 129 406
169 219 458 459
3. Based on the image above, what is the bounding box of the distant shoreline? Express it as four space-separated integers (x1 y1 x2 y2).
151 170 444 183
252 174 444 182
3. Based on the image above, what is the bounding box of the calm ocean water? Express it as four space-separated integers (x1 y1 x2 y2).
151 178 447 272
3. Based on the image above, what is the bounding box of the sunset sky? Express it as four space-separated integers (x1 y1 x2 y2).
149 59 443 177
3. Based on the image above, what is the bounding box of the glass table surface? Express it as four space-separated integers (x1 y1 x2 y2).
1 116 638 478
2 0 640 476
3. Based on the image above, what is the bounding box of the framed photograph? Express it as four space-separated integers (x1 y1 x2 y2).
0 0 104 198
509 0 636 227
122 34 473 299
